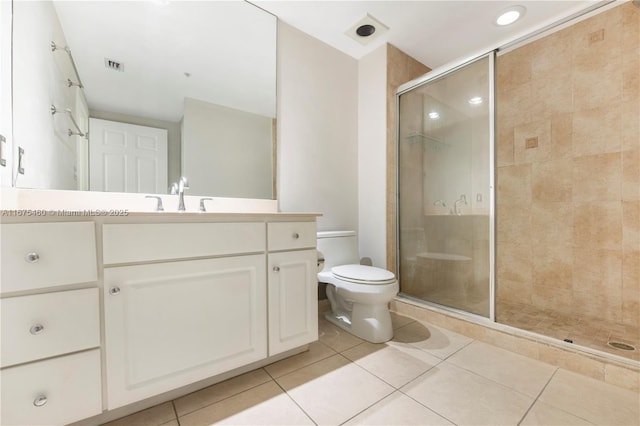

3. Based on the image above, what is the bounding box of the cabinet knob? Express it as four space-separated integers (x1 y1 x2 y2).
109 286 121 296
24 252 40 263
273 266 280 272
292 232 300 239
30 324 44 335
33 395 48 407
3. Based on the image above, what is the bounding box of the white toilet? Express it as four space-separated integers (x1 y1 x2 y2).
317 231 399 343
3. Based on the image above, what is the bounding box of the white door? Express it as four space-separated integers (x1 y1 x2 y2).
89 118 167 193
268 249 318 356
0 0 12 187
103 255 267 409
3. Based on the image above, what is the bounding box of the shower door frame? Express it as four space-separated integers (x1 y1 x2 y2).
395 51 496 323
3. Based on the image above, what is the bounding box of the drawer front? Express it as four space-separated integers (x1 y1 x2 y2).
268 222 316 251
103 222 265 264
1 288 100 368
1 349 102 426
0 222 97 293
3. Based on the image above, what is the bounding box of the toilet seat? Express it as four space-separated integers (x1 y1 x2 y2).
331 264 396 285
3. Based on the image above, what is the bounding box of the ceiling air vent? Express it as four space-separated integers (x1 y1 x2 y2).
104 58 124 72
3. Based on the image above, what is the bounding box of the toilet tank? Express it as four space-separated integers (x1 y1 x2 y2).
317 231 359 271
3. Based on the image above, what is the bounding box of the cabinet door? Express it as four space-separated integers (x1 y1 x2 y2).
103 255 267 409
268 249 318 355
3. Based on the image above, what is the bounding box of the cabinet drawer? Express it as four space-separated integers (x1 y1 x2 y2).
1 288 100 368
1 349 102 426
103 222 265 264
268 222 316 251
1 222 97 293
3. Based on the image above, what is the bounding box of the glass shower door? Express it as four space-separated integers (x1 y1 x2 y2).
397 54 493 318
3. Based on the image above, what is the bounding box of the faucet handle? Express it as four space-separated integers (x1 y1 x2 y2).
145 195 164 212
169 182 178 195
199 198 214 212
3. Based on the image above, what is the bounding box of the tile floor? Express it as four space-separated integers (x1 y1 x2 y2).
498 301 640 362
103 309 640 426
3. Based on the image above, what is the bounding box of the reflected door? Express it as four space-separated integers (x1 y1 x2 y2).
397 54 493 318
89 118 167 193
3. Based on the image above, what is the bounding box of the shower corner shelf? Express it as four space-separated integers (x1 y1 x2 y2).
405 133 449 147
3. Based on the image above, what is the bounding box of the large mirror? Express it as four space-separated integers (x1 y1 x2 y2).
11 0 276 199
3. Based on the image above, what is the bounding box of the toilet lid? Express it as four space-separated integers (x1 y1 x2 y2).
331 264 396 284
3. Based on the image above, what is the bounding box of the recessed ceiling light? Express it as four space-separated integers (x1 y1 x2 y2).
428 112 440 120
356 24 376 37
468 96 483 105
345 14 389 46
495 5 526 26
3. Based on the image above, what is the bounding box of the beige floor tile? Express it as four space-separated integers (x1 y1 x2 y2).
447 340 556 397
159 421 180 426
264 340 336 378
342 340 442 388
344 391 453 425
275 354 394 425
520 401 594 425
179 381 313 425
318 316 365 352
539 369 640 426
393 321 473 359
401 362 534 425
101 402 176 426
174 368 272 417
390 311 415 330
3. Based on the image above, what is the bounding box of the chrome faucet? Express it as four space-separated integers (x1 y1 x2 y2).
177 176 189 212
453 194 467 215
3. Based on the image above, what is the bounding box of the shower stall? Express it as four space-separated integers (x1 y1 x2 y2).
396 54 494 320
395 1 639 362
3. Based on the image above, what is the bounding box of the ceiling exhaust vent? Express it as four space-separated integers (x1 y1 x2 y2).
345 14 389 46
104 58 124 72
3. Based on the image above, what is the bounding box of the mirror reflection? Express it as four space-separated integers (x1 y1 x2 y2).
12 0 277 199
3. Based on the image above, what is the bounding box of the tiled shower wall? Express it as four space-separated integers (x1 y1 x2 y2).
496 3 639 326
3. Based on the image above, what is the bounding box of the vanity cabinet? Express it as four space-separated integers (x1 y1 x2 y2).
0 222 102 426
102 222 269 409
267 222 318 355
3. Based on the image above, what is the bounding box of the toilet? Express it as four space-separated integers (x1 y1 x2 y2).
317 231 399 343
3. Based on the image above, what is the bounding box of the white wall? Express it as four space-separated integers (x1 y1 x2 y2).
0 0 12 187
12 1 82 190
277 23 359 232
182 98 273 199
357 46 388 267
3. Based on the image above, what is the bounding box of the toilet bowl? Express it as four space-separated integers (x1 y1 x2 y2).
317 231 399 343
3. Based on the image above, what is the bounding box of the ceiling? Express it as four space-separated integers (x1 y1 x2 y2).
255 0 599 69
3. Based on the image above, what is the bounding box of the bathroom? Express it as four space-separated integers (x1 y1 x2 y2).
0 1 638 425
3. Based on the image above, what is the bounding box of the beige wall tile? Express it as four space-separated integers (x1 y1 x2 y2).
497 242 532 288
496 278 532 306
573 288 622 323
572 153 622 202
572 58 622 112
622 149 640 200
514 119 552 164
572 104 622 157
530 27 572 82
532 160 573 202
496 203 531 243
622 49 639 103
573 201 622 249
537 345 605 381
573 245 623 290
623 250 640 294
531 285 574 316
496 164 532 205
496 49 532 93
605 363 640 392
621 289 640 327
531 202 573 244
550 113 573 158
623 201 640 250
496 83 533 129
496 126 514 167
532 241 573 289
531 70 573 118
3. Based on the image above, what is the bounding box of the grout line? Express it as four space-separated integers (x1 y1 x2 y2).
398 387 458 426
516 367 558 426
267 341 338 380
170 400 181 426
268 367 318 426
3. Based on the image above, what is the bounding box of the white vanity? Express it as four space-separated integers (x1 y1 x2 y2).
0 209 319 425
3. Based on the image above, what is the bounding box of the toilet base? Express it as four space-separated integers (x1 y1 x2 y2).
324 304 393 344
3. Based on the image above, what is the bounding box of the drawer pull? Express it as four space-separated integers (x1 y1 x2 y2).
29 324 45 335
109 286 121 296
273 266 280 272
292 232 300 239
33 395 48 407
24 252 40 263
